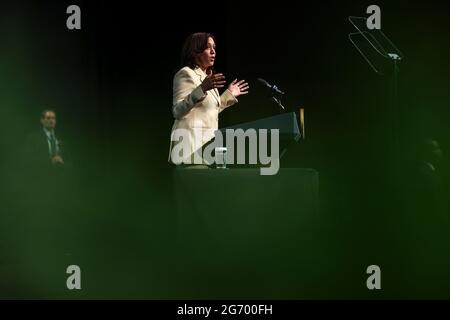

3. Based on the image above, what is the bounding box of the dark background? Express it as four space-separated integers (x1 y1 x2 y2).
1 0 450 298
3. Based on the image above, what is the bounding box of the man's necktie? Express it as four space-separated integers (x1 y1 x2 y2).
49 133 57 157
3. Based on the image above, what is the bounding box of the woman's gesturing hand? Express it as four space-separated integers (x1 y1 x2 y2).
201 73 226 92
228 79 249 98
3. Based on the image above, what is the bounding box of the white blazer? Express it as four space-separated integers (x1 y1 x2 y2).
168 66 238 164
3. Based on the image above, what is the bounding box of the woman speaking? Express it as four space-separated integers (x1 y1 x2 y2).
169 33 249 166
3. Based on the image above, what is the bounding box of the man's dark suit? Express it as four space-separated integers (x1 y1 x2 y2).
23 129 65 171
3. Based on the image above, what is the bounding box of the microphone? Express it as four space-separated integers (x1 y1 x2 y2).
257 78 285 95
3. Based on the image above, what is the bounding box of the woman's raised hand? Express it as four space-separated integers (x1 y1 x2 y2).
201 73 226 92
228 79 249 98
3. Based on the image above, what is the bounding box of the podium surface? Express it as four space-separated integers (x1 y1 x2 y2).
173 168 320 297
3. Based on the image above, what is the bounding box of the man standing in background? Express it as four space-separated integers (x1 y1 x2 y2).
25 109 65 169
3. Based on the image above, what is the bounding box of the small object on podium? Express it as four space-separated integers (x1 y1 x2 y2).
215 147 227 169
299 108 305 140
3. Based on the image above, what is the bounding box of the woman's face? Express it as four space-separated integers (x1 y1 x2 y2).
196 37 216 70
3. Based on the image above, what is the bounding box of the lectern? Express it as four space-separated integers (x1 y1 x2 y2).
195 112 301 167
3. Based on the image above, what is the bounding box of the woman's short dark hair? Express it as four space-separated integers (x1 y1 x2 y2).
181 32 215 70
